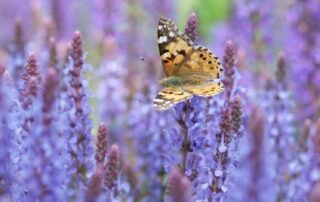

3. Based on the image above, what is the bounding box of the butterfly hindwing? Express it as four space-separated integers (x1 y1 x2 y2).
177 46 223 79
158 17 194 76
153 87 192 110
182 82 224 97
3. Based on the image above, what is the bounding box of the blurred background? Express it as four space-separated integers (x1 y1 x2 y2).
1 0 320 201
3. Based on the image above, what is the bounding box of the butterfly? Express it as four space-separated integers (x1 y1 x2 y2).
153 17 224 110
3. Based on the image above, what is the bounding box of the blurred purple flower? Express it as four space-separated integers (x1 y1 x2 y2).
85 164 104 202
18 67 70 201
285 0 320 120
0 0 31 48
97 36 129 142
50 0 74 40
0 67 13 198
295 120 320 201
127 83 174 200
247 106 267 201
167 167 192 202
48 37 58 68
262 55 299 201
93 0 125 37
310 182 320 202
8 18 26 89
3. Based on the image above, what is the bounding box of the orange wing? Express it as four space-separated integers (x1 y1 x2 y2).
176 46 223 79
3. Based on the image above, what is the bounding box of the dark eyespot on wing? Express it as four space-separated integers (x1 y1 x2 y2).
177 49 186 56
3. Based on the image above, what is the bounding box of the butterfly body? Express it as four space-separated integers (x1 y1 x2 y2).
153 17 224 110
158 76 204 87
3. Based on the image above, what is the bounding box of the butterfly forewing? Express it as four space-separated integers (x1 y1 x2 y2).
177 46 223 79
158 17 194 76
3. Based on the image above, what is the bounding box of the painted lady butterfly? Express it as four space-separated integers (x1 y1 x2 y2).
153 17 224 110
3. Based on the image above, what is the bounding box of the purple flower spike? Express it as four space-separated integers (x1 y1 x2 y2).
21 53 41 106
211 106 233 194
20 53 41 132
219 107 233 144
95 122 108 165
104 144 120 190
231 96 242 134
64 30 94 194
184 12 198 42
42 68 58 125
69 31 85 114
167 168 192 202
71 31 83 70
223 40 236 103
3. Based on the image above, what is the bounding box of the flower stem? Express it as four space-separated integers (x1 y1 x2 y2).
181 123 189 172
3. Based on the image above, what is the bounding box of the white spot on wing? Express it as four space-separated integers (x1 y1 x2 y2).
154 98 164 103
157 36 167 44
169 32 175 37
162 36 167 42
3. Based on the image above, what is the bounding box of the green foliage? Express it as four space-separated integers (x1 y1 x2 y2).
177 0 231 38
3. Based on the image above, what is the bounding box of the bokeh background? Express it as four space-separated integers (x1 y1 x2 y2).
0 0 320 201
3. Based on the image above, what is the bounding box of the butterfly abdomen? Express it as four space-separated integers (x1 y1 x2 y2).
159 76 203 87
